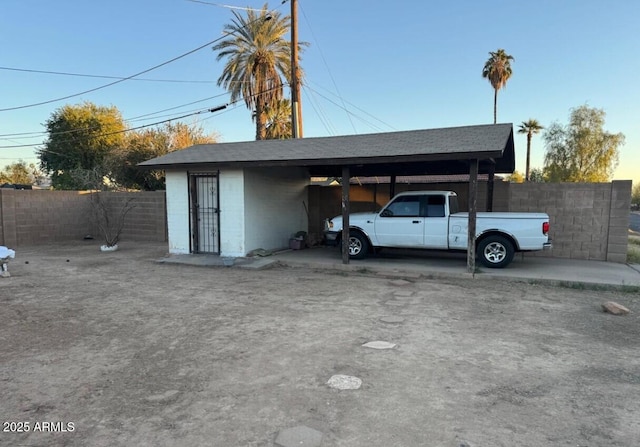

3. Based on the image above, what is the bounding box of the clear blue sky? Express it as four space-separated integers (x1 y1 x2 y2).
1 0 638 183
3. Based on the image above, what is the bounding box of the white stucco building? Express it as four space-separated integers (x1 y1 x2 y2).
139 124 515 258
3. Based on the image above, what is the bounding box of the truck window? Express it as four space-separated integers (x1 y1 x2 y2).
426 195 445 217
382 196 421 217
448 195 459 214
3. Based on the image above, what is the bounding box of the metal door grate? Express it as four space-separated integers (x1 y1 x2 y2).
189 174 219 254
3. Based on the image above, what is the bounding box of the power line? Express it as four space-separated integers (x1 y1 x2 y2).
0 66 216 84
0 106 228 149
303 85 389 133
0 84 286 149
185 0 266 11
298 1 357 134
0 12 278 112
0 91 238 140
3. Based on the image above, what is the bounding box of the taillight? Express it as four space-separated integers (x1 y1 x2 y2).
542 222 549 235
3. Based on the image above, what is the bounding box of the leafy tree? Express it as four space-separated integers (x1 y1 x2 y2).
0 160 44 185
39 102 126 189
543 105 625 182
632 182 640 207
505 170 524 183
264 99 292 139
517 119 544 182
213 3 299 140
482 49 514 124
111 123 217 190
528 167 546 183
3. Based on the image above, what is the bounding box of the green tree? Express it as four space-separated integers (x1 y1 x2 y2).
632 182 640 207
39 102 126 189
543 105 625 182
213 4 296 140
264 98 292 139
517 119 544 182
528 167 546 183
0 160 44 185
505 170 524 183
111 123 217 190
482 49 514 124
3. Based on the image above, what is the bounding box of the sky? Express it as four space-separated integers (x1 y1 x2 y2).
1 0 638 184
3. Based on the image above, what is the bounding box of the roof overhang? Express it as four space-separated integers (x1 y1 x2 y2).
138 123 515 176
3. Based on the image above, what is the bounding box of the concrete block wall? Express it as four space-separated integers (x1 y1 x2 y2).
508 181 631 262
0 189 166 247
112 191 167 243
309 180 631 263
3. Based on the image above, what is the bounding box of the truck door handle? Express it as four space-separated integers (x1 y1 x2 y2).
412 220 421 224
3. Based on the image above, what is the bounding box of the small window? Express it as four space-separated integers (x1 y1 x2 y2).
426 195 445 217
448 195 459 214
383 196 421 217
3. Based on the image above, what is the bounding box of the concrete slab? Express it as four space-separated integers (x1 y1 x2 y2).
273 246 640 289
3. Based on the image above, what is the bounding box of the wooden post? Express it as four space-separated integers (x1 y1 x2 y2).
290 0 303 138
486 163 495 211
341 166 350 265
390 174 396 199
467 159 479 273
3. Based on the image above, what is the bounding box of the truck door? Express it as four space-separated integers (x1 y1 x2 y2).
423 195 449 249
374 195 425 247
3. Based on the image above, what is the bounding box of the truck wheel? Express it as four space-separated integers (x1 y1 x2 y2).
478 235 514 268
348 232 369 259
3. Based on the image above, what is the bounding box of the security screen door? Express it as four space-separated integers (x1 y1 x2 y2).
189 174 219 254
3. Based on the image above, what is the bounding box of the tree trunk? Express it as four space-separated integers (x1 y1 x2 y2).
525 132 532 181
493 89 498 124
255 100 266 141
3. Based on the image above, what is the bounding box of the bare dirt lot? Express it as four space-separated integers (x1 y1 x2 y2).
1 242 639 447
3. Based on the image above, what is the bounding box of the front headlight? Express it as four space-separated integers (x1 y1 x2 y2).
324 219 334 231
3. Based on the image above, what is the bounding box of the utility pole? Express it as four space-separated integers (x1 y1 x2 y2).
290 0 303 138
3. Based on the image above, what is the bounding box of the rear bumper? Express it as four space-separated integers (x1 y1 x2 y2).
543 240 553 250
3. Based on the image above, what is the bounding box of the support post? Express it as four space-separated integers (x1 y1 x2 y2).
486 162 495 211
390 174 396 199
290 0 303 138
467 159 479 273
341 166 350 265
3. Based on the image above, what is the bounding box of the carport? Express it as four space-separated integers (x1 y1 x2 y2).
140 123 515 272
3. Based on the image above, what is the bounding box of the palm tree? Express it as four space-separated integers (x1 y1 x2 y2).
264 99 292 139
482 49 514 124
213 4 292 140
518 119 544 181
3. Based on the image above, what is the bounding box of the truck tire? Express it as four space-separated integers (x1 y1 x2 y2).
478 235 514 268
348 232 369 259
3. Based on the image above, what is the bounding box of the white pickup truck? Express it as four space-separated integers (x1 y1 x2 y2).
324 190 551 268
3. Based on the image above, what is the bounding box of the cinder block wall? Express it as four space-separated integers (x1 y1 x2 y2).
507 181 631 262
0 189 166 247
309 180 631 263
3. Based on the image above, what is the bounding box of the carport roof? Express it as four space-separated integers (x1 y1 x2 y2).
138 123 515 176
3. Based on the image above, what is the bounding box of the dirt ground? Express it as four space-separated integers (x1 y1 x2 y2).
1 242 639 447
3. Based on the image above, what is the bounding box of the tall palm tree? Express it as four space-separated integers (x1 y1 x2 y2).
518 119 544 181
482 49 514 124
213 4 292 140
